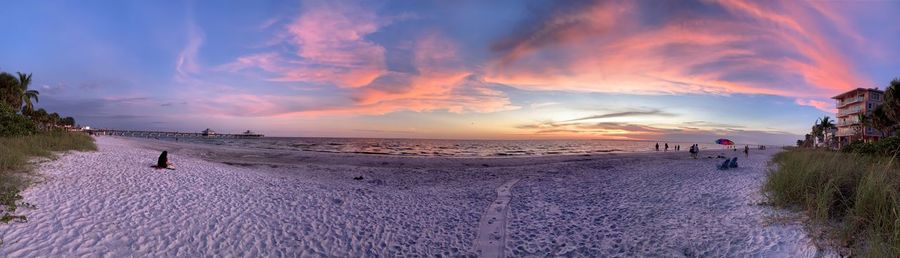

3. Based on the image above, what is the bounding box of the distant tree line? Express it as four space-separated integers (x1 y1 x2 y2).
0 71 78 136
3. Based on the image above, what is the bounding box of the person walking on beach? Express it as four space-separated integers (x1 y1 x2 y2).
655 142 659 151
664 143 669 152
744 145 749 158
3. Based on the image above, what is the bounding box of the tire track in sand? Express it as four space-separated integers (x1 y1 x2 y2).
474 178 520 258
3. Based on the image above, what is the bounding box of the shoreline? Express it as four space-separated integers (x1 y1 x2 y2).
0 136 826 256
124 136 742 169
131 135 754 159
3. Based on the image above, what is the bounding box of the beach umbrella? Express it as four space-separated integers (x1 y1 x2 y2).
715 138 734 145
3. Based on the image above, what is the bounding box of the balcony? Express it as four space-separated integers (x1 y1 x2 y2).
836 126 883 137
836 128 855 137
836 96 864 108
837 106 864 117
837 121 859 127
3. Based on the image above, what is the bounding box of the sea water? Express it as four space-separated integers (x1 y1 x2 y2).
167 137 747 157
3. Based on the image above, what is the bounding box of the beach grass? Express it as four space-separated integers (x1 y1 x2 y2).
766 149 900 255
0 132 96 223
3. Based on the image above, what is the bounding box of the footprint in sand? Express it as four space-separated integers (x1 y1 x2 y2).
474 178 520 258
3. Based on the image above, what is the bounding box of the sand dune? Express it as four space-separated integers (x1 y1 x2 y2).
0 136 825 257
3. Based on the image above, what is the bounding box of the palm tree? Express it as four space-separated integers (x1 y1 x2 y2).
48 112 60 129
811 118 823 143
29 108 49 130
871 105 893 138
818 116 836 147
883 78 900 122
17 72 38 114
0 72 19 109
857 113 869 140
0 72 39 114
61 116 76 127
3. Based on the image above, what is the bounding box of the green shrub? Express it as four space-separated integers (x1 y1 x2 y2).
841 141 867 153
0 103 35 137
0 132 96 171
841 137 900 157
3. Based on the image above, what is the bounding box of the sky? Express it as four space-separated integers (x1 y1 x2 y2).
1 0 898 144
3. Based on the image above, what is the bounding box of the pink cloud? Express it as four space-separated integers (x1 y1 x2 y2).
219 53 283 73
225 2 388 87
794 98 836 113
209 32 517 118
486 0 869 102
211 0 872 120
278 33 518 117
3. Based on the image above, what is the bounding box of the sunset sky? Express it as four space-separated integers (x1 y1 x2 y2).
1 0 898 144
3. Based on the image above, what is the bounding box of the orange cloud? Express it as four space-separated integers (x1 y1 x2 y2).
281 33 518 117
486 0 868 104
214 31 517 118
216 3 517 118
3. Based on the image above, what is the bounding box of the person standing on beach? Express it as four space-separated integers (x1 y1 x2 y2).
664 143 669 151
744 145 749 157
655 142 659 151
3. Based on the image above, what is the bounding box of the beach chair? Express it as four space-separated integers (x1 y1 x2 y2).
718 158 730 170
729 157 738 168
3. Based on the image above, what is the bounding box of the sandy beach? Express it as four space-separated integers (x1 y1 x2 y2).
0 136 825 257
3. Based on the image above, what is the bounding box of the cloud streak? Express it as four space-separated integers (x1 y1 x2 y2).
564 109 676 122
223 13 518 117
175 22 204 82
486 0 870 106
224 1 388 87
518 120 795 144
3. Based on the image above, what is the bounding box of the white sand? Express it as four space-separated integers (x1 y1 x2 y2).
0 136 827 257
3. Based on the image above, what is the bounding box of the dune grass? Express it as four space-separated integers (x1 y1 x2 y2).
766 149 900 255
0 132 96 223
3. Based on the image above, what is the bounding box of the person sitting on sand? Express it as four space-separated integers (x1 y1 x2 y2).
155 151 175 170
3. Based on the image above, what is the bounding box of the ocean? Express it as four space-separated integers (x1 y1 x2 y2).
165 137 748 157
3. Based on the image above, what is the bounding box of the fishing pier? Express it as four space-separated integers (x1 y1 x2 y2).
88 128 264 139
